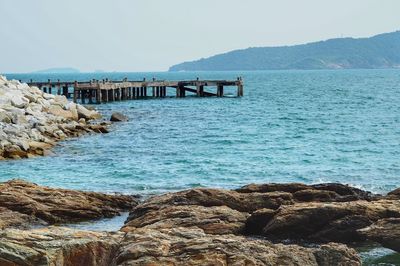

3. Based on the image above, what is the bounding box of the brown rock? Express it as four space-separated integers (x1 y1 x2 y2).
0 207 45 230
236 182 374 202
261 200 400 243
244 208 277 235
123 205 248 235
237 183 311 193
0 179 138 225
358 218 400 252
115 227 361 265
386 188 400 199
0 226 122 266
131 188 294 216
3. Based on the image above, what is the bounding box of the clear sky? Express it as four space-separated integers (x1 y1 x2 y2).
1 0 399 73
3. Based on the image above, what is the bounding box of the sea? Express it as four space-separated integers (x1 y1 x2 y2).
1 69 400 265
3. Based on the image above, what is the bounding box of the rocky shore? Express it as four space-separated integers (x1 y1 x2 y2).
0 76 109 160
0 180 399 265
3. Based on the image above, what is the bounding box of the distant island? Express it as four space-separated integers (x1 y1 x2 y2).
33 67 80 74
169 31 400 71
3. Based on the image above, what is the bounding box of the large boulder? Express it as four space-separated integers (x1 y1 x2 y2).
115 227 360 265
47 105 76 120
358 218 400 252
77 104 101 120
259 200 400 243
122 205 248 235
0 227 122 266
110 112 129 122
0 179 138 225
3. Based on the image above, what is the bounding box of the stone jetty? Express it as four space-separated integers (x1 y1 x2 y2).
0 76 108 160
2 180 400 265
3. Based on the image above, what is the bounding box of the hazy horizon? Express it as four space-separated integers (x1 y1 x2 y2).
1 0 400 73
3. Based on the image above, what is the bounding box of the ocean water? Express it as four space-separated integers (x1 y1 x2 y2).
1 70 399 195
1 70 400 264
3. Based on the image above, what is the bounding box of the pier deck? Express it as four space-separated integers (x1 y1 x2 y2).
26 78 244 104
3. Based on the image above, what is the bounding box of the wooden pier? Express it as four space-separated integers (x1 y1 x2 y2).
26 78 244 104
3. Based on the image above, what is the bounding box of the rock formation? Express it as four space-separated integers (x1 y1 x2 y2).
0 75 108 160
115 227 360 265
110 112 129 122
2 180 400 265
0 227 123 266
358 218 400 252
0 179 139 228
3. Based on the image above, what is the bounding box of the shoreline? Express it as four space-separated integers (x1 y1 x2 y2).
0 179 399 265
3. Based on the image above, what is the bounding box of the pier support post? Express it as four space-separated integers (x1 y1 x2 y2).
217 85 224 97
156 86 160 97
144 86 147 97
96 87 101 104
109 89 114 101
102 90 108 102
57 80 61 95
81 90 86 104
196 85 204 97
136 87 140 98
63 86 68 97
88 90 94 104
73 90 77 103
117 88 122 101
73 81 78 103
237 84 243 97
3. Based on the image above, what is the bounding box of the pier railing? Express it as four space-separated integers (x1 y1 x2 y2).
26 78 244 104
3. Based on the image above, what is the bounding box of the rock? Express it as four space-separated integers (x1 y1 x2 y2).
260 200 400 243
358 218 400 252
47 105 75 120
0 110 11 123
0 179 139 225
237 183 311 193
0 207 45 230
10 95 29 108
130 188 294 217
386 187 400 199
244 208 277 235
123 205 248 235
236 182 374 201
115 227 361 265
0 227 122 266
77 105 101 120
110 112 129 122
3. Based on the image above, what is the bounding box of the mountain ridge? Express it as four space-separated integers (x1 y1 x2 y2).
169 31 400 71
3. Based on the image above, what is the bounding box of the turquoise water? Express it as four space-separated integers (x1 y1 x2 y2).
1 70 400 195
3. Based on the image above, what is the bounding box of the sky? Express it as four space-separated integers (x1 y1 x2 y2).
1 0 399 73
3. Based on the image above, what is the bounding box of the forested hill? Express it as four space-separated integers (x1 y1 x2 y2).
169 31 400 71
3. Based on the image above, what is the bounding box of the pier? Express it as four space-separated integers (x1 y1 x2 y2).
26 78 244 104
